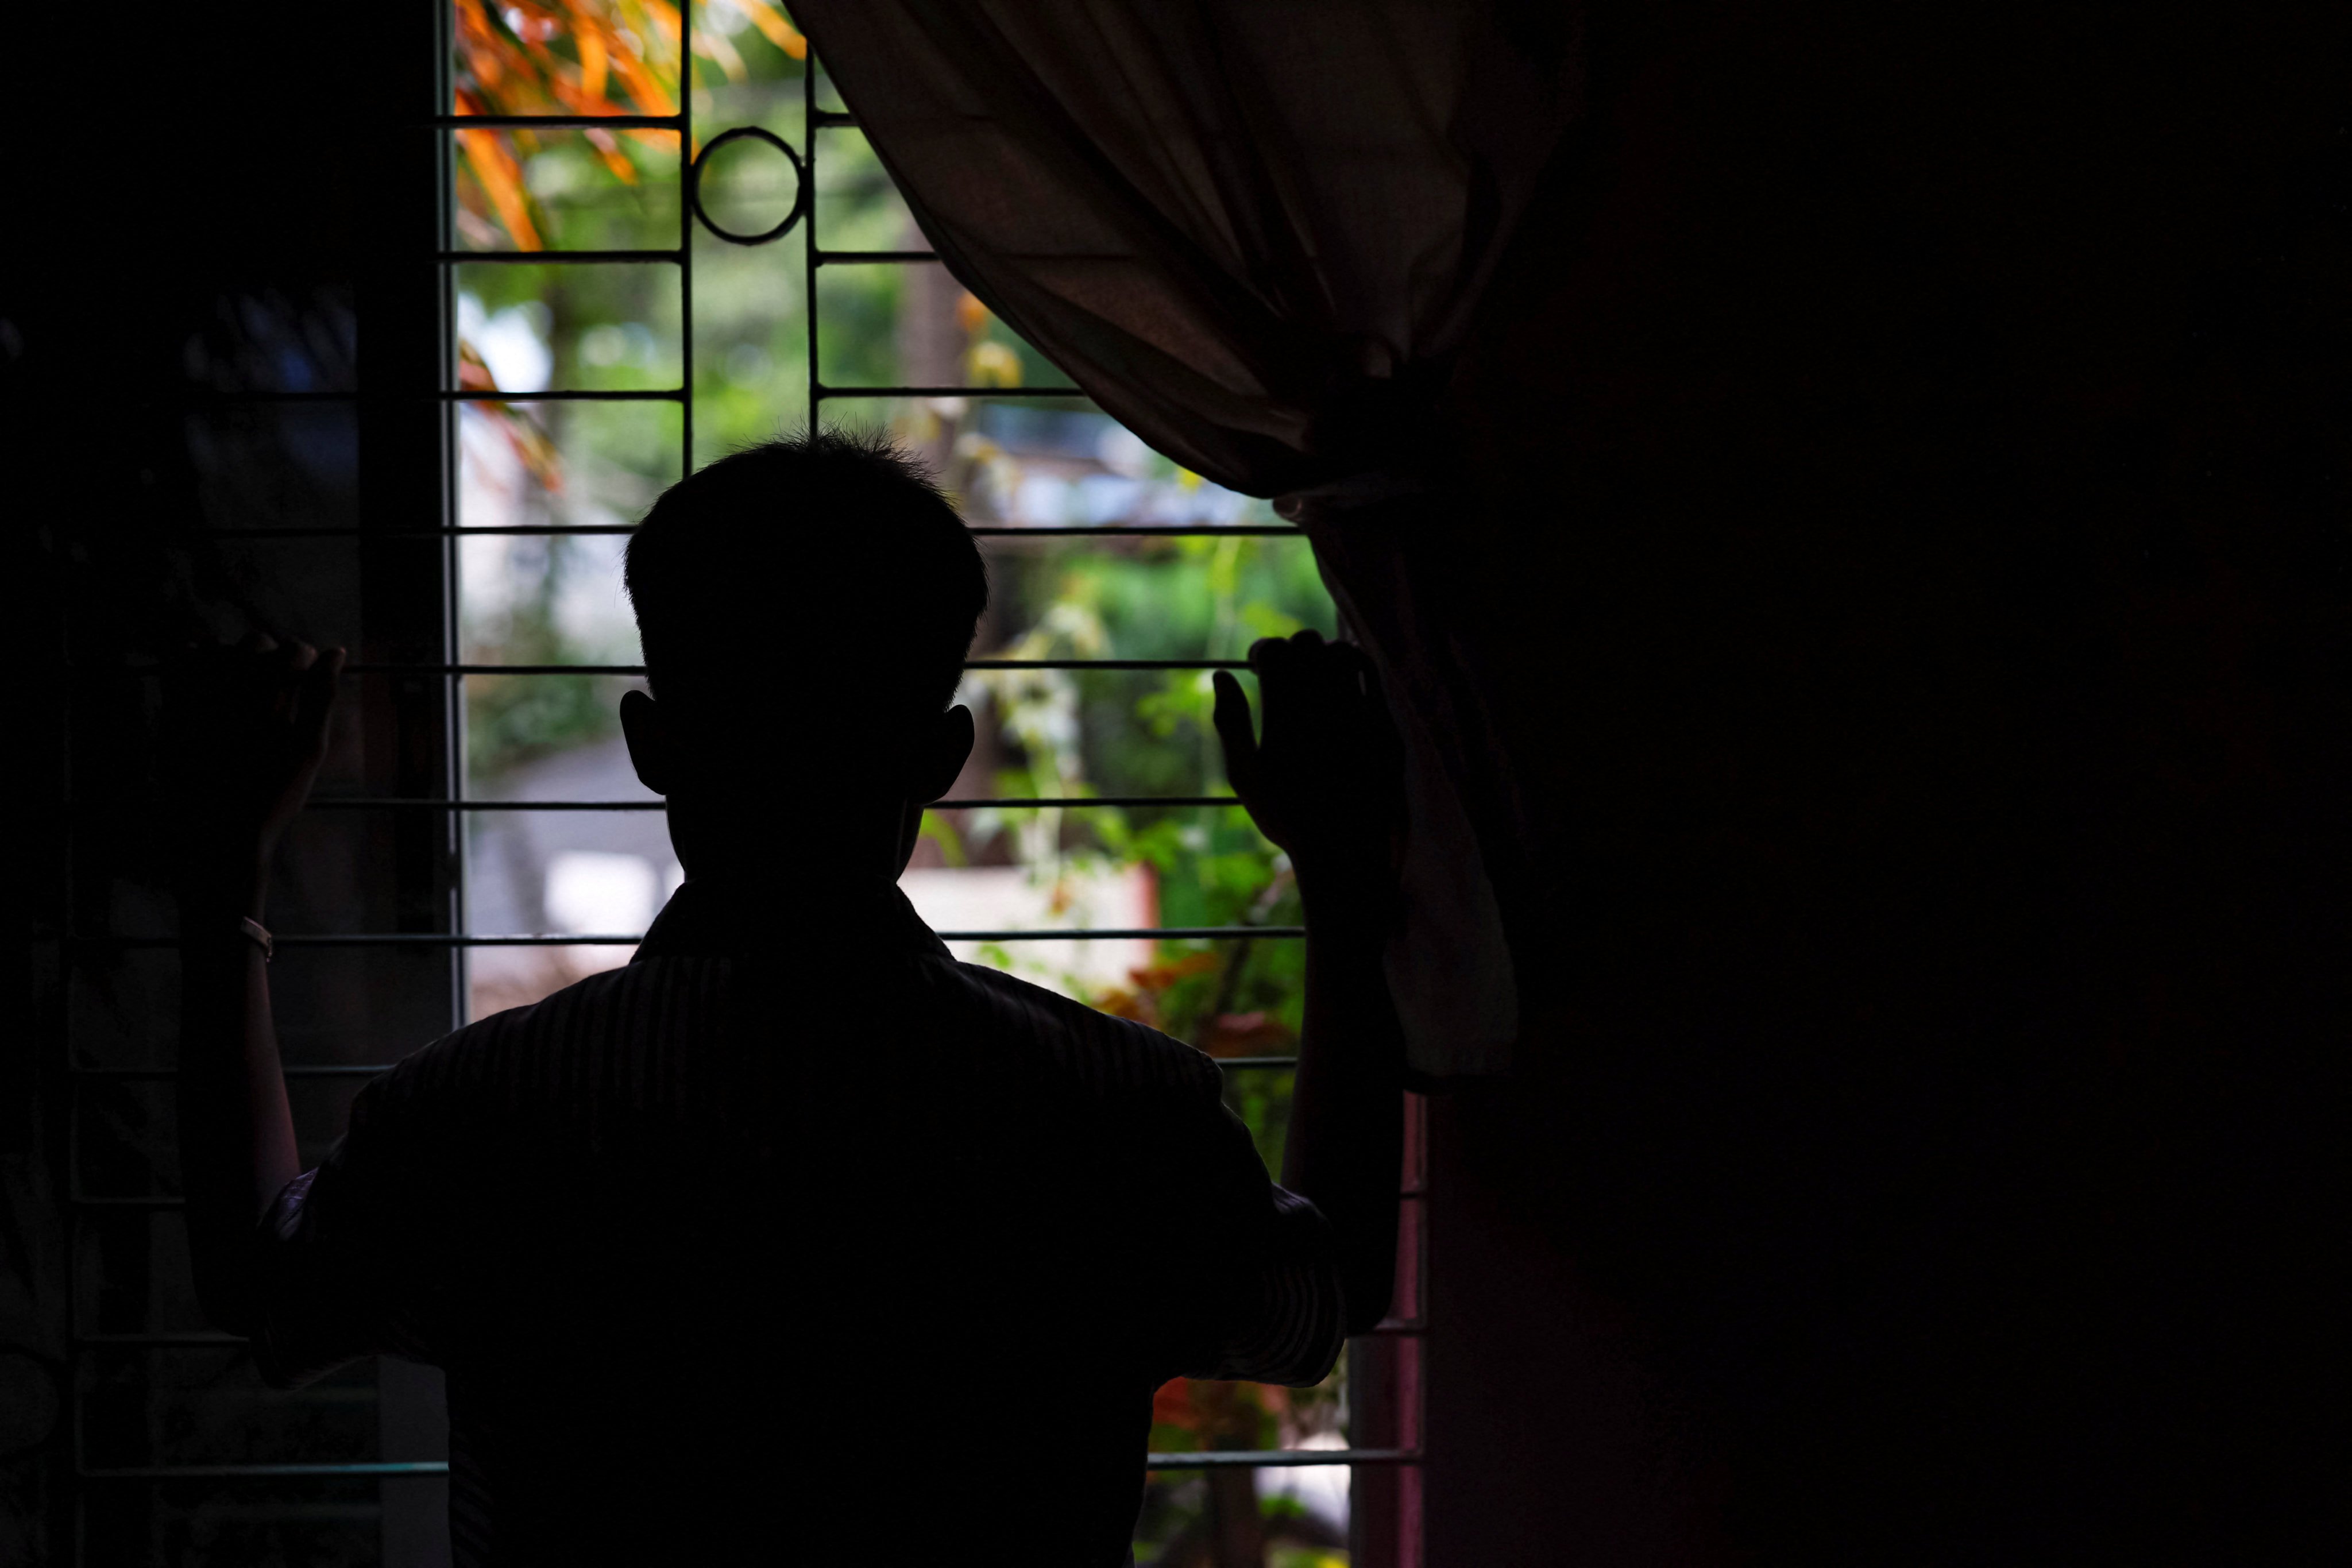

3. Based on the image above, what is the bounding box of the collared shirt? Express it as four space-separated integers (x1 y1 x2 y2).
254 878 1345 1566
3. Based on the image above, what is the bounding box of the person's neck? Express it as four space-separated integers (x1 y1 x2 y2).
681 858 901 902
665 799 913 900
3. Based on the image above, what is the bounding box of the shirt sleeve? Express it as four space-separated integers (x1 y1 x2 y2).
1165 1077 1349 1389
247 1051 465 1387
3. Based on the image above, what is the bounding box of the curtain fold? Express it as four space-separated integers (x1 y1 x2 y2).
797 0 1579 1075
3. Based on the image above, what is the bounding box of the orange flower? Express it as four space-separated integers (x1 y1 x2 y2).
1199 1010 1295 1059
1151 1378 1198 1430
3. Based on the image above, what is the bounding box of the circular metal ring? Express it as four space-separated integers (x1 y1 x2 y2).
689 126 808 246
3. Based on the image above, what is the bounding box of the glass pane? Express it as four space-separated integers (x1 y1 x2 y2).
918 512 1327 1040
690 223 810 465
978 530 1325 658
183 404 362 546
916 793 1300 1036
696 128 805 238
816 262 1078 393
462 666 642 798
1136 1364 1353 1563
814 395 1273 528
453 127 682 252
179 285 357 396
462 528 643 656
65 947 451 1077
812 126 917 250
72 1079 372 1199
465 789 666 1013
81 1483 383 1568
810 29 849 115
453 262 682 392
458 396 681 531
469 940 645 1019
453 0 681 118
689 0 810 129
468 810 673 937
674 11 813 465
75 1208 206 1334
899 890 1161 998
79 1347 381 1467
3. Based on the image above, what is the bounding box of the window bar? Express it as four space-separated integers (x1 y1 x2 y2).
77 1450 1418 1483
189 524 1304 538
439 388 685 401
441 0 466 1103
75 654 1269 683
61 29 1424 1555
68 1172 1408 1212
71 1319 1419 1347
339 659 1256 673
176 388 365 403
438 249 684 264
428 23 469 1558
678 0 695 480
72 1055 1310 1082
804 47 819 426
820 384 1091 399
437 39 468 1108
69 928 1304 949
433 113 681 129
299 795 1246 809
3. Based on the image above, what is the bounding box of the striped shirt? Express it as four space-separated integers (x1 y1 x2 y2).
252 877 1346 1566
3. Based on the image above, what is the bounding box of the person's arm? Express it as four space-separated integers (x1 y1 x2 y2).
168 636 344 1334
1213 631 1409 1335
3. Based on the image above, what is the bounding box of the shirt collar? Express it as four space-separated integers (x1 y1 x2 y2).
632 876 951 963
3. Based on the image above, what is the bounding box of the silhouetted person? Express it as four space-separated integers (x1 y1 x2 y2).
169 432 1407 1566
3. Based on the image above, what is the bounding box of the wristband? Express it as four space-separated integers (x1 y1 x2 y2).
235 916 275 963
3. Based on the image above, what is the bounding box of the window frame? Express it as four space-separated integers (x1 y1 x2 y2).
58 6 1425 1562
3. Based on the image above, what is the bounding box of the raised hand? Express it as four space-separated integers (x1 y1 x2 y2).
1211 629 1407 909
1218 632 1410 1331
164 634 345 906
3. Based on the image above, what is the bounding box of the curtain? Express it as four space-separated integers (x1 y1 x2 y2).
795 0 1580 1076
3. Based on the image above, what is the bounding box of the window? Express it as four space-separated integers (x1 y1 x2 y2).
57 5 1422 1562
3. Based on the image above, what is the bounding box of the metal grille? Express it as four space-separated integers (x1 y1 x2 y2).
61 5 1424 1559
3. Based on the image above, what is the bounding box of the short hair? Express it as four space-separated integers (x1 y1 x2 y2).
624 431 986 744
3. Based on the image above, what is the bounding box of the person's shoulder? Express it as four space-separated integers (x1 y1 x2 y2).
371 959 706 1106
939 956 1222 1102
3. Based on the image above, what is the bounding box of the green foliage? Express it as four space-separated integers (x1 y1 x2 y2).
951 532 1337 1195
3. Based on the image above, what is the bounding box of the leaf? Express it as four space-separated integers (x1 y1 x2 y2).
734 0 808 59
576 25 609 103
456 128 543 250
609 41 677 115
457 339 500 392
691 21 748 83
582 126 640 186
456 345 566 495
1151 1378 1199 1431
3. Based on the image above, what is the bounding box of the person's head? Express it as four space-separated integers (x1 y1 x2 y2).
619 430 986 881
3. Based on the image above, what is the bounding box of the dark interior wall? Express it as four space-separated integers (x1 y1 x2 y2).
12 8 448 1560
1419 6 2347 1562
1411 6 2351 1561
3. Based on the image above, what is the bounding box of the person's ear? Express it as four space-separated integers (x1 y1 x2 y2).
909 704 976 804
619 689 673 795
